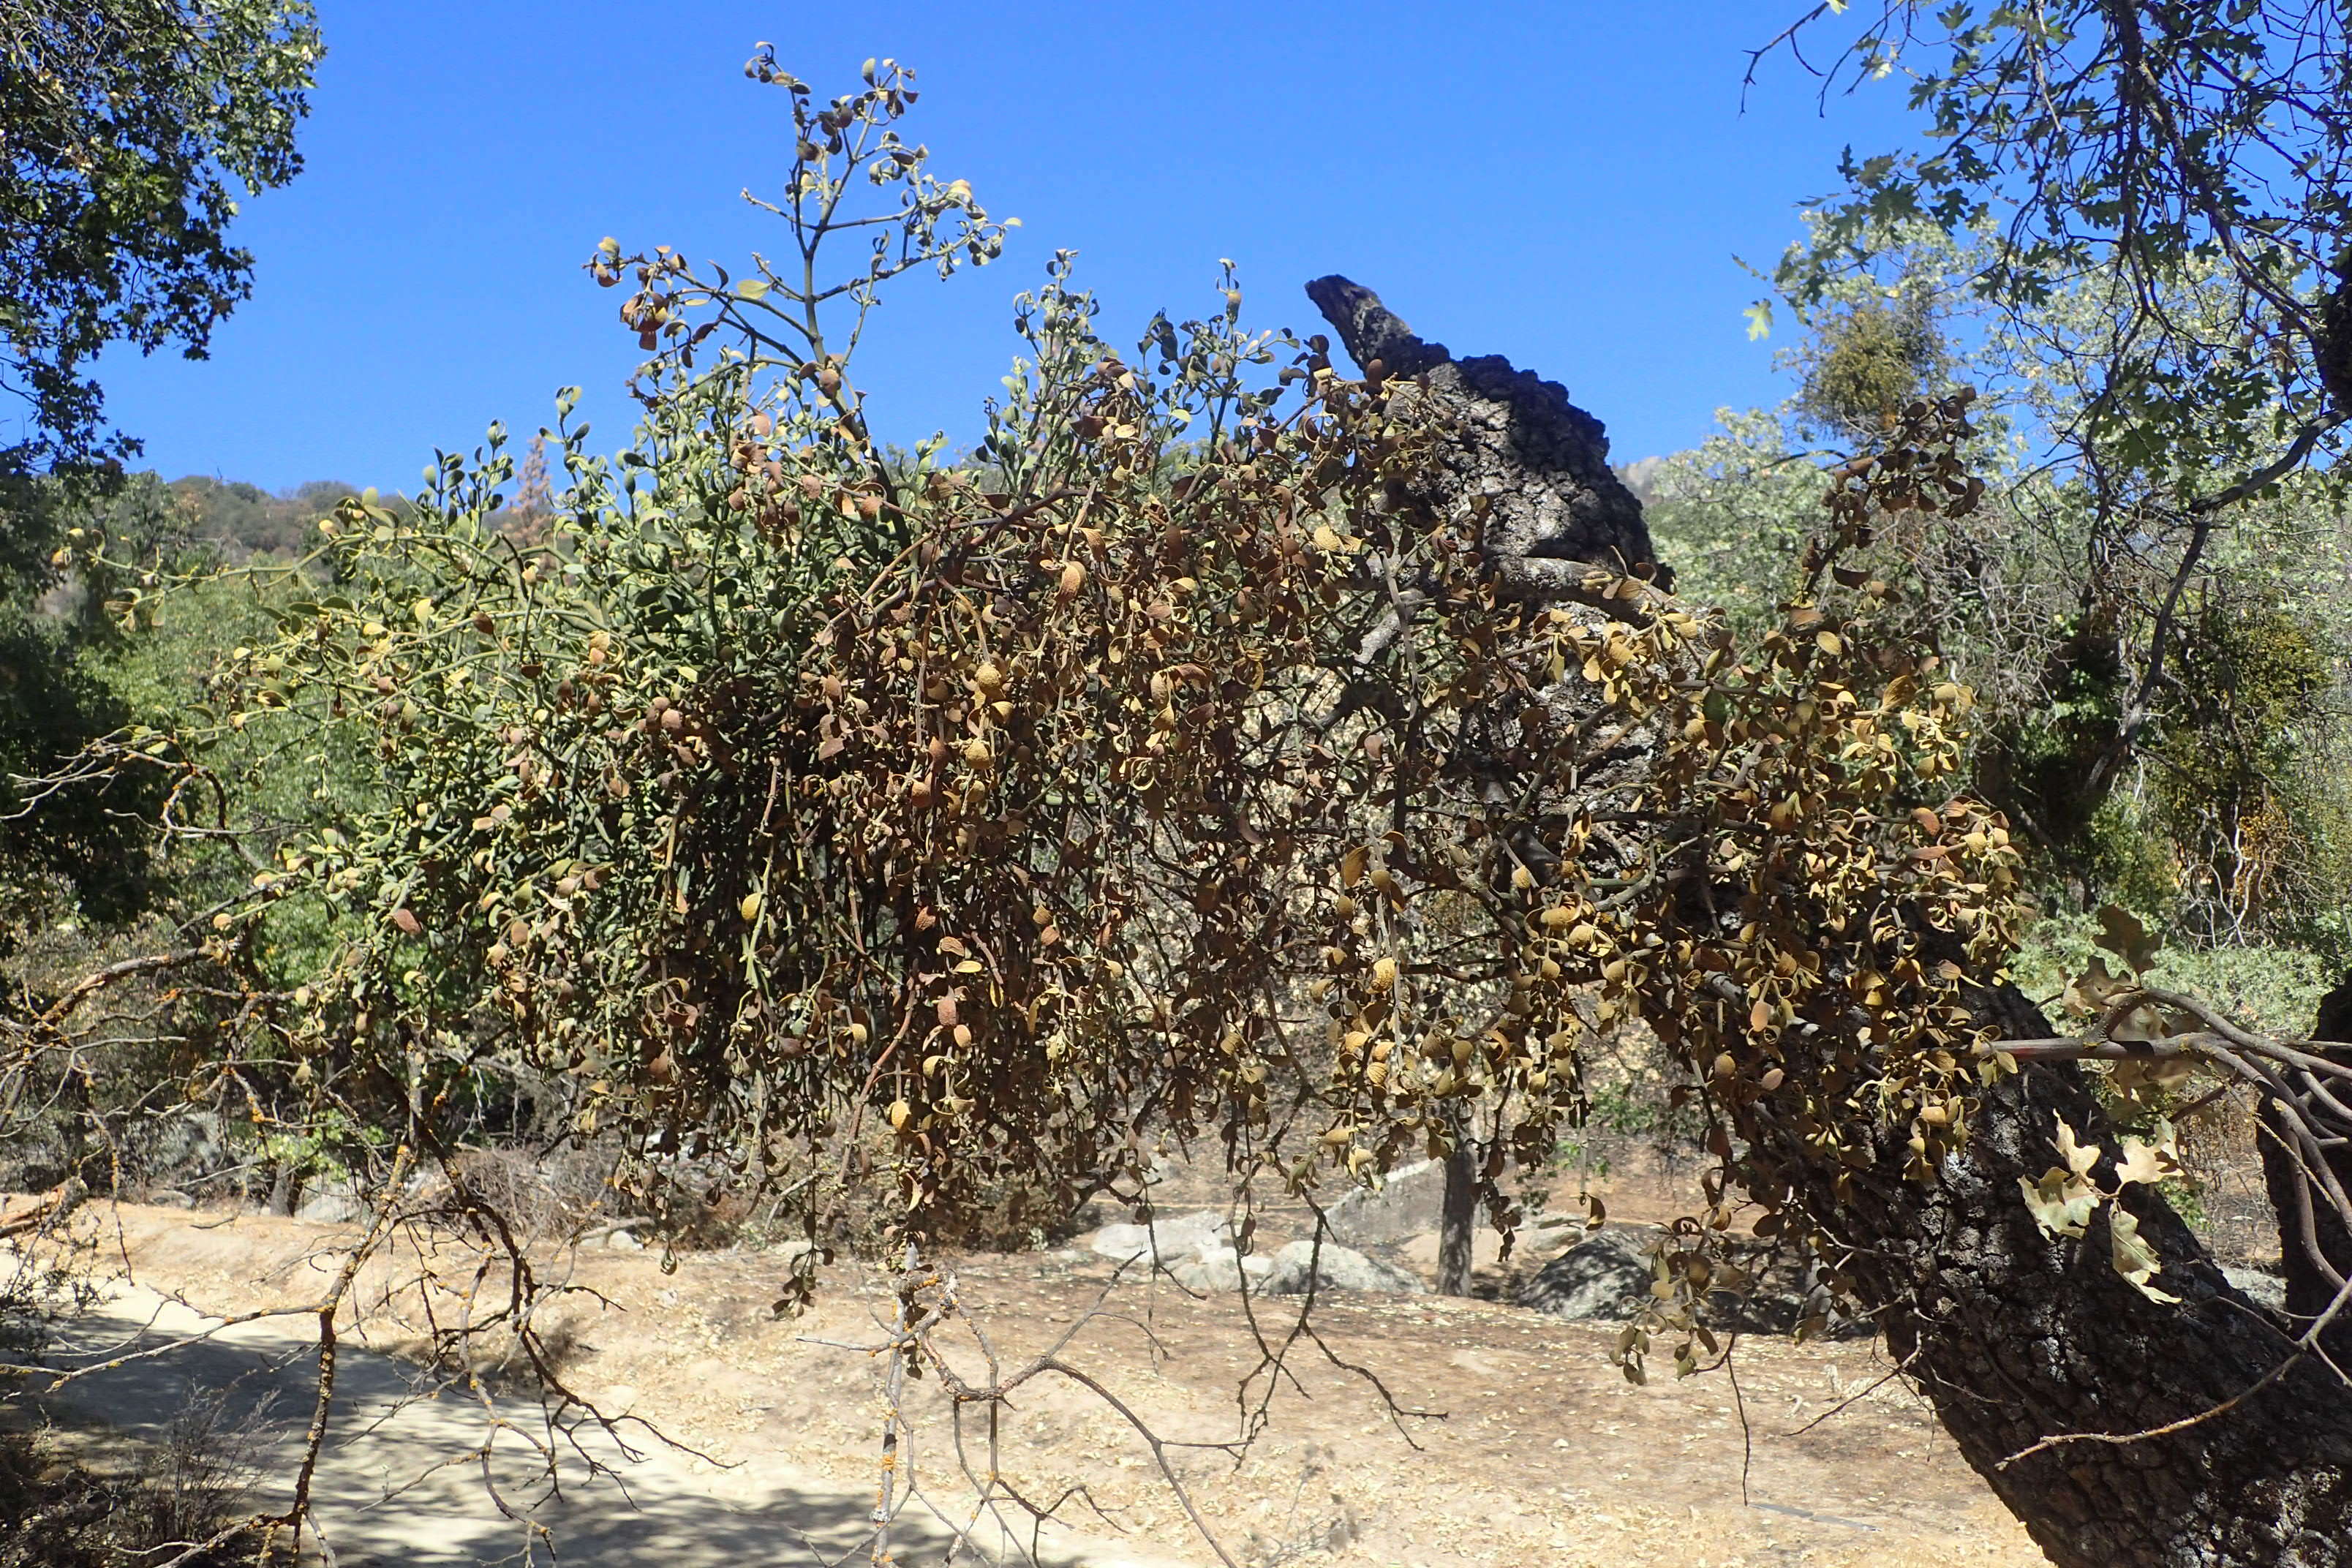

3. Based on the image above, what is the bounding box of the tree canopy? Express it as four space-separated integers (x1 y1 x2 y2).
1762 1 2352 478
11 27 2352 1568
0 0 320 941
0 0 320 473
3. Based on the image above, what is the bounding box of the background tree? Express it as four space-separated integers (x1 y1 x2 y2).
1 0 320 1330
1755 1 2352 799
1656 223 2352 1012
0 0 321 470
0 0 321 937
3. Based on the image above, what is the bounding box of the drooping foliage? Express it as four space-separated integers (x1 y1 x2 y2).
26 46 2352 1567
135 68 2028 1376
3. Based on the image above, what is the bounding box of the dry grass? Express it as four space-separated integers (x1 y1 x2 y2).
0 1389 273 1567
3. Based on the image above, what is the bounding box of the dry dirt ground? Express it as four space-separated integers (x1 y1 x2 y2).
13 1198 2054 1568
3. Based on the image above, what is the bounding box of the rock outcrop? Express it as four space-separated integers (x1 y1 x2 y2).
1088 1210 1231 1264
1323 1159 1447 1247
1513 1231 1652 1321
1260 1239 1425 1296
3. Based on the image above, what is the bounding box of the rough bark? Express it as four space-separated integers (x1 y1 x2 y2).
1304 275 2352 1566
1745 989 2352 1567
1305 276 1659 600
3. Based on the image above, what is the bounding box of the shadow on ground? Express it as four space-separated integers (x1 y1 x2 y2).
37 1285 1145 1567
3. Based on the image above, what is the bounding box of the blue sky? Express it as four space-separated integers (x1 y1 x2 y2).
91 1 1918 494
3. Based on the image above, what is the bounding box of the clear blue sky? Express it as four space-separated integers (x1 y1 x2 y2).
92 1 1918 494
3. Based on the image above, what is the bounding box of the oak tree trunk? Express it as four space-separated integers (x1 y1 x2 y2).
1752 987 2352 1567
1436 1134 1479 1297
1306 276 2352 1565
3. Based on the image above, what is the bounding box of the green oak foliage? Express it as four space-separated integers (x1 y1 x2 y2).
1662 207 2352 984
1747 12 2352 915
0 604 154 938
0 0 320 472
1761 1 2352 490
0 0 318 938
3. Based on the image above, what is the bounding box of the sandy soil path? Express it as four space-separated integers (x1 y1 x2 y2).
39 1275 1191 1567
23 1205 2050 1568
